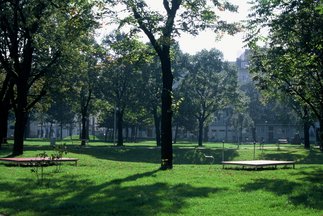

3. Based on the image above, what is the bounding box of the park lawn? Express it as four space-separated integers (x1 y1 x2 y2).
0 141 322 216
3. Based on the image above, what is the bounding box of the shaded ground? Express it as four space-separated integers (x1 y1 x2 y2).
0 169 224 216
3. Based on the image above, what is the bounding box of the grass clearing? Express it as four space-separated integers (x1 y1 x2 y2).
0 140 322 215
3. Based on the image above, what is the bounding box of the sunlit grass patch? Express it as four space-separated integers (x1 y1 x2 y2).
0 141 322 215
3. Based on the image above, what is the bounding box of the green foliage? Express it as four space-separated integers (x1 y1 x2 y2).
246 0 323 149
30 144 68 185
30 152 49 185
177 49 239 145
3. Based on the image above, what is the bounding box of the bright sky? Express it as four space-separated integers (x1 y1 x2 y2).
97 1 251 62
177 1 251 61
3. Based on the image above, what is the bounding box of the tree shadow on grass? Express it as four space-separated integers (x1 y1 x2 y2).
299 149 323 164
261 148 323 164
241 168 323 210
0 145 12 158
65 146 239 165
0 169 225 216
260 150 306 162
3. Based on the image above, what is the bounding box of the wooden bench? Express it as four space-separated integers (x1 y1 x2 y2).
203 154 214 164
0 157 79 166
222 160 295 170
278 139 288 144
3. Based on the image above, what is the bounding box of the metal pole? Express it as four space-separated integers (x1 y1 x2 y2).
113 106 117 146
222 140 225 162
253 141 256 160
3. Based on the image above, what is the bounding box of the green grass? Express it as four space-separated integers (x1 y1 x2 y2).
0 141 322 216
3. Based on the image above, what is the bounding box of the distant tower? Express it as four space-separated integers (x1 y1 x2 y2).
236 50 251 85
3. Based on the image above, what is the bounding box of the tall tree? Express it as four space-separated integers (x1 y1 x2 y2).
99 34 147 146
138 55 162 146
0 0 97 155
106 0 239 169
0 69 14 147
247 0 323 151
180 49 238 146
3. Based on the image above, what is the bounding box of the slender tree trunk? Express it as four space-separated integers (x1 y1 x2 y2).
86 117 90 140
131 125 135 142
204 126 209 142
0 82 13 147
252 127 256 142
104 127 108 142
153 109 161 146
69 123 73 137
0 104 10 148
160 53 173 170
117 110 123 146
173 123 178 144
92 117 95 141
81 114 88 146
225 122 228 142
125 126 129 142
319 118 323 152
304 121 310 149
303 107 310 149
60 123 63 140
25 115 30 139
198 119 203 147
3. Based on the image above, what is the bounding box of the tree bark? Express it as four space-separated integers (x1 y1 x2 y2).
60 123 63 140
173 123 178 144
303 121 310 149
153 109 161 146
319 118 323 152
204 126 209 142
0 102 10 147
160 53 173 170
80 114 88 146
24 116 31 139
0 79 13 147
13 104 28 156
117 110 124 146
198 119 203 147
12 78 29 156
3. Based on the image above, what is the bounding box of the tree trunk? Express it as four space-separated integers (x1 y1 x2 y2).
319 118 323 152
12 84 29 156
104 127 108 142
303 121 310 149
303 107 310 149
204 126 209 142
173 123 178 144
80 114 88 146
125 126 129 142
130 125 135 142
117 110 123 146
198 119 203 147
160 53 173 170
13 109 28 156
252 127 256 142
153 109 161 146
225 122 228 142
60 123 63 140
92 117 95 141
0 82 13 147
0 103 10 148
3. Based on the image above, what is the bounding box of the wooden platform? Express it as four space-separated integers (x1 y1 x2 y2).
0 157 79 166
221 160 295 170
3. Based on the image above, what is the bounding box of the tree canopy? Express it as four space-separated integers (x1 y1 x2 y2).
104 0 239 169
247 0 323 150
